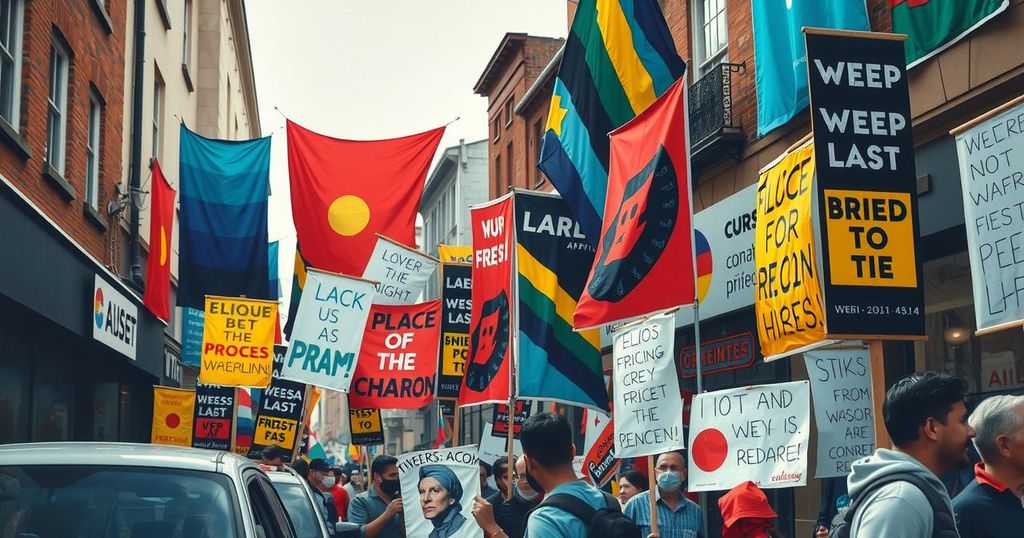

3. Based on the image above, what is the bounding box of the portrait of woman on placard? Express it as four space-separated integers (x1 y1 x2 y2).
418 464 467 538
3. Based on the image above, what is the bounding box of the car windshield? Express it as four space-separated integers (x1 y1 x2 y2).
269 480 323 538
0 465 240 538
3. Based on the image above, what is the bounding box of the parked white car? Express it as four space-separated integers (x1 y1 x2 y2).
265 467 333 538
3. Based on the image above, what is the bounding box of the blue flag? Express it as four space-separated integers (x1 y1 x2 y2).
753 0 869 137
268 241 280 299
178 126 272 308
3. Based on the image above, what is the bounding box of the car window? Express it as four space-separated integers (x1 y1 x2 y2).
0 465 241 538
246 472 296 538
269 480 323 538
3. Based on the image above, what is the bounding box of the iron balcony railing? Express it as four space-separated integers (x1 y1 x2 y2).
688 62 745 165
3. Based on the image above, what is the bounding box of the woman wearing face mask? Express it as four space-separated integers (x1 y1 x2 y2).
719 481 780 538
472 455 540 538
618 471 650 510
623 451 705 538
418 465 468 538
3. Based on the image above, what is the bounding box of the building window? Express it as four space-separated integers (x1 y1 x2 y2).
494 154 502 193
492 116 500 142
86 92 103 208
0 0 24 128
533 119 544 186
46 38 70 174
182 0 192 66
504 99 513 128
506 141 514 189
152 68 164 161
693 0 728 76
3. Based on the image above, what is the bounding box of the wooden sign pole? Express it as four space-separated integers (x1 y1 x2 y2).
647 457 660 536
868 340 892 449
505 396 516 501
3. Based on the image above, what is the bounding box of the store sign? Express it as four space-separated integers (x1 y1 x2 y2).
92 274 138 360
806 29 925 337
980 351 1024 392
678 332 755 378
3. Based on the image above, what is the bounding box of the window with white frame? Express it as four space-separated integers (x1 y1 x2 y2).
182 0 192 67
46 38 69 174
693 0 728 76
86 93 103 208
152 68 164 161
0 0 24 128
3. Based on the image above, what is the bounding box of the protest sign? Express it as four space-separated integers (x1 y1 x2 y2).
612 313 685 459
755 144 829 360
362 235 438 304
688 381 810 492
248 346 308 457
491 400 532 439
349 407 385 446
152 386 195 447
439 399 456 418
192 382 236 450
398 446 482 538
804 347 874 477
478 422 521 467
582 414 619 486
805 29 925 338
437 263 471 400
438 245 473 264
181 307 204 367
199 296 276 387
281 269 376 391
953 96 1024 334
350 301 442 409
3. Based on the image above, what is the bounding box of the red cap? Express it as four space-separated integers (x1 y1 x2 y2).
718 481 777 529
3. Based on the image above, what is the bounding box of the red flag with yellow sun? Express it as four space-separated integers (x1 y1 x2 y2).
286 121 445 276
143 160 176 322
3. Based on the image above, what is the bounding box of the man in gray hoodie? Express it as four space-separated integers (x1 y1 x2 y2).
846 372 975 537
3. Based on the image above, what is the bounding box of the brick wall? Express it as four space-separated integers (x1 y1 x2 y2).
0 1 126 265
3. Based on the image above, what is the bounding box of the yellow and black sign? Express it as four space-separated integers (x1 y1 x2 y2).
255 416 299 447
824 190 917 288
437 263 471 398
349 407 384 446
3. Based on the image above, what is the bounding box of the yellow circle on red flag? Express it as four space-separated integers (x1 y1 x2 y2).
159 226 168 266
328 195 370 236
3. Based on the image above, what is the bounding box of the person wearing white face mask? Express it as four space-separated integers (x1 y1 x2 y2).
472 455 541 538
624 451 705 538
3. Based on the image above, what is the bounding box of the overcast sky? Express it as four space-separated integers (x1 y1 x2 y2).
246 0 567 314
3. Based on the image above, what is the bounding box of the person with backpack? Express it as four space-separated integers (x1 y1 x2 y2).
624 450 704 537
837 372 975 538
519 412 642 538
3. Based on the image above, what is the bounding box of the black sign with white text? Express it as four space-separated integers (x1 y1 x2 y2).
247 346 308 457
437 263 471 399
192 382 236 451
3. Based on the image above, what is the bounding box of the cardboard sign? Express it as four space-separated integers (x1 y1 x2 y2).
247 346 308 457
349 301 442 409
806 29 924 337
281 270 375 391
192 383 236 450
362 235 438 305
804 347 875 477
199 296 276 387
349 407 384 446
437 263 471 400
478 422 521 469
953 98 1024 333
755 144 828 360
438 245 473 264
612 314 685 458
490 400 533 439
678 331 756 378
152 386 195 447
582 414 619 486
688 381 810 492
397 447 482 538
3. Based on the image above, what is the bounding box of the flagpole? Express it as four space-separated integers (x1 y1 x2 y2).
453 404 461 447
505 189 518 501
694 300 703 394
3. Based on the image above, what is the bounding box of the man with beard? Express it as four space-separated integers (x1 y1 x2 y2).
843 372 975 537
349 455 404 538
472 455 541 538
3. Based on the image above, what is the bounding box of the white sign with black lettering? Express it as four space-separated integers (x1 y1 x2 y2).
362 235 437 305
804 347 875 478
92 274 138 360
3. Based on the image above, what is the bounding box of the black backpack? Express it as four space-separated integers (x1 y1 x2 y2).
533 491 642 538
829 472 958 538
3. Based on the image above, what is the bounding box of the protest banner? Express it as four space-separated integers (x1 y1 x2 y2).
437 263 471 400
438 245 473 264
281 269 376 391
688 381 810 492
152 386 195 447
398 446 482 538
199 296 277 387
804 347 874 477
192 382 236 450
362 234 438 305
349 407 385 446
754 143 829 360
248 346 308 457
612 313 685 459
805 29 925 338
490 400 532 439
459 195 514 407
582 414 619 486
952 95 1024 334
349 301 442 409
181 307 204 367
478 422 522 467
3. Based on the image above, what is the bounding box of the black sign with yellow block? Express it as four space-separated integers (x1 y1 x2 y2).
247 346 308 458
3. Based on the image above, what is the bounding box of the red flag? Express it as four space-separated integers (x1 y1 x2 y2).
432 414 448 448
348 300 442 410
458 195 514 407
143 160 176 321
286 121 445 276
574 78 695 329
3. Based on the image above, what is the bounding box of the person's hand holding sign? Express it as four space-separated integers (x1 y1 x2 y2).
472 495 504 537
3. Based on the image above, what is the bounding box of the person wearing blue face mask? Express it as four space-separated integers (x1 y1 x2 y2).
624 451 705 538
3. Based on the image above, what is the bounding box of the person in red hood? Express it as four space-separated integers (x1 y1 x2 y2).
718 481 779 538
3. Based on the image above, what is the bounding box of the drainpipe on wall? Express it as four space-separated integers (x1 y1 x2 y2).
127 0 146 287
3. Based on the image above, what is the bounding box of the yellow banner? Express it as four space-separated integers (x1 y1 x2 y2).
199 296 277 387
437 245 473 264
151 386 195 447
350 408 383 434
754 144 827 358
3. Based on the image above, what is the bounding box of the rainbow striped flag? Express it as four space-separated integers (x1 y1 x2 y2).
539 0 685 246
514 191 609 412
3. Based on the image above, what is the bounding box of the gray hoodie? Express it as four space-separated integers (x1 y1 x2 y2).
847 449 957 538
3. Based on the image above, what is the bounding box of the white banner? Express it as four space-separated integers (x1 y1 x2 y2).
954 100 1024 332
687 381 809 492
612 314 685 459
398 446 482 538
362 235 437 305
583 409 612 455
280 270 375 391
804 348 875 478
478 422 521 469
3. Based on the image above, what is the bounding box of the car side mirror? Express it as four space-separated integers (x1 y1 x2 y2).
333 521 361 538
